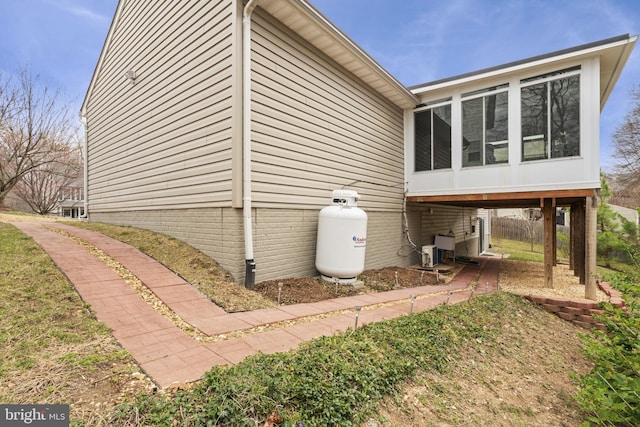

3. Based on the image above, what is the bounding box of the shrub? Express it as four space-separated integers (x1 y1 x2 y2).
574 273 640 426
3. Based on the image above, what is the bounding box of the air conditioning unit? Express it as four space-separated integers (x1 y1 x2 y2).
421 245 438 268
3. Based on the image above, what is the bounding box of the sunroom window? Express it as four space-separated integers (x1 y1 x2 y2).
521 66 580 161
415 99 452 171
462 85 509 167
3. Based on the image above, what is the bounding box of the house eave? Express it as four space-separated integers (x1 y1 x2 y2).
258 0 419 110
410 34 638 111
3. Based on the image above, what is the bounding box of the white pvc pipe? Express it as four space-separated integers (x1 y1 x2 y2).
79 113 89 220
242 0 258 287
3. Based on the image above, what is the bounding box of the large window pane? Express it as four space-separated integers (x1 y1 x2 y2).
485 92 509 164
462 98 483 167
462 90 508 167
414 110 431 171
550 75 580 158
433 105 451 169
521 83 548 161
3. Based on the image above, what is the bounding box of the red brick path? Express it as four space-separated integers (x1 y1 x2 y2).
12 222 500 388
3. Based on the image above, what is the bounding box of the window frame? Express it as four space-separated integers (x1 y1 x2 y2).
461 84 509 167
414 98 452 172
520 66 581 162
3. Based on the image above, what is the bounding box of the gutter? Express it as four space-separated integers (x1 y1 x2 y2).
242 0 258 288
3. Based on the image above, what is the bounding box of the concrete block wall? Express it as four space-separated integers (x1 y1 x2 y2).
526 281 626 330
90 207 413 283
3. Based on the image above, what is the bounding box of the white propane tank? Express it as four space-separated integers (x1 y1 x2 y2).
315 190 367 283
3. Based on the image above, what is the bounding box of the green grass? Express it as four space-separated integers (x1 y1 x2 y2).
490 237 546 262
0 222 136 411
1 215 594 425
491 237 633 279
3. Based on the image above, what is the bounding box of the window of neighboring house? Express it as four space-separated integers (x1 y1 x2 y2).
521 66 580 161
414 99 452 171
462 85 509 167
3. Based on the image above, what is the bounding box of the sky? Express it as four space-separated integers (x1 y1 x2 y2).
1 0 639 171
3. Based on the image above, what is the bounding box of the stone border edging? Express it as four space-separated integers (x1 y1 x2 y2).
525 281 626 331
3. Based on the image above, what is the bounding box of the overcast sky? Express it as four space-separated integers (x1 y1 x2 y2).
1 0 638 171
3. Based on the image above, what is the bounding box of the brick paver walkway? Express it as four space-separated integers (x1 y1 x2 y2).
12 222 500 388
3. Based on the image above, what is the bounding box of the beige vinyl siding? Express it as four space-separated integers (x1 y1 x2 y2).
250 10 405 211
363 211 416 269
85 0 237 212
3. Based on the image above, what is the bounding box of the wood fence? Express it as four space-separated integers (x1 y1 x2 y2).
491 217 569 246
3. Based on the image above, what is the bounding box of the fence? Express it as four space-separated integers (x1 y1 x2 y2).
491 216 569 247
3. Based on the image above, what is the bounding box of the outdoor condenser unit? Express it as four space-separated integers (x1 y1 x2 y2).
421 245 438 268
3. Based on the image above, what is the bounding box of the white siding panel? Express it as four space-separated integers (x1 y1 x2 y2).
250 10 405 211
86 0 236 212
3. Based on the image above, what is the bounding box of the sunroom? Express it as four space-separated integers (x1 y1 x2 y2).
404 34 637 297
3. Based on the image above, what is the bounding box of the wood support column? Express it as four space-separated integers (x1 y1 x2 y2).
572 200 586 284
585 196 598 300
553 207 557 266
569 203 575 271
543 198 554 288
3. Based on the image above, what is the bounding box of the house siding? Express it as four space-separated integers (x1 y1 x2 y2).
86 0 237 212
85 2 414 283
250 10 405 211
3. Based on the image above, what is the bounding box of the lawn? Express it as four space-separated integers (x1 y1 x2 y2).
0 215 605 425
0 222 154 425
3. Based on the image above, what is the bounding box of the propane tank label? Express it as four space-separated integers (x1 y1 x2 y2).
352 235 366 247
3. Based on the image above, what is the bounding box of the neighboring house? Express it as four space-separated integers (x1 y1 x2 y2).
58 181 85 218
610 204 640 225
81 0 636 289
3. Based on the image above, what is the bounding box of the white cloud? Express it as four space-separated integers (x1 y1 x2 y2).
47 0 111 24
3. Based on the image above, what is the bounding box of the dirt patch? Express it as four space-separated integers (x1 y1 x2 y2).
499 258 609 302
253 264 461 305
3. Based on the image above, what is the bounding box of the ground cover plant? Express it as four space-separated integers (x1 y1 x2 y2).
0 214 606 425
575 272 640 426
110 292 588 426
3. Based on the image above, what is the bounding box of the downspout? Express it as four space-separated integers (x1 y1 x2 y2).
242 0 258 288
79 112 89 220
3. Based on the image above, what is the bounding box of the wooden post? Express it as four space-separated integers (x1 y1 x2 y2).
585 195 597 300
569 202 575 271
552 205 557 266
572 200 586 283
543 198 554 288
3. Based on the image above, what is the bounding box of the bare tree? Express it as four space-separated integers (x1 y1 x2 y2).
612 85 640 190
13 141 82 215
0 67 75 206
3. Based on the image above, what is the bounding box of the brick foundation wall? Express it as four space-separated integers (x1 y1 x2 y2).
526 281 626 330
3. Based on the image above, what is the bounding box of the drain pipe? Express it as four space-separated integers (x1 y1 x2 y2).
79 112 89 220
242 0 258 288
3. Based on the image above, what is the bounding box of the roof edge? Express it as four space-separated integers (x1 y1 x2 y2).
409 34 634 92
261 0 418 109
80 0 125 118
297 0 419 107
